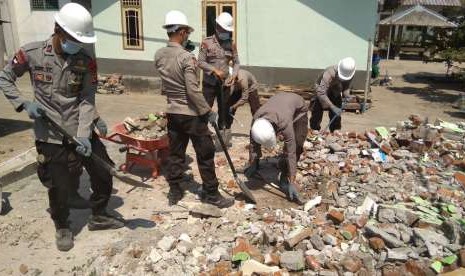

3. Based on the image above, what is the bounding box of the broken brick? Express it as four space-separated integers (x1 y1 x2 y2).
341 256 363 273
264 253 280 266
305 255 322 271
404 260 426 276
454 172 465 187
327 210 345 224
369 237 386 252
341 224 357 240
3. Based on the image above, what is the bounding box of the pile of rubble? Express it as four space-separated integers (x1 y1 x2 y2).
123 113 168 140
84 115 465 275
97 73 125 94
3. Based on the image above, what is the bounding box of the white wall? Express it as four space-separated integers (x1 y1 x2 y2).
6 0 70 54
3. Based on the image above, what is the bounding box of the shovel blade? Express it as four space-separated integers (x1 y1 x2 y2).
235 176 256 204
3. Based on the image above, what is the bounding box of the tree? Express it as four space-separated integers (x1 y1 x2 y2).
423 1 465 76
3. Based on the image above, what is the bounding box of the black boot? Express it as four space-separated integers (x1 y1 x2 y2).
68 191 91 209
167 184 184 206
201 191 234 208
88 212 125 231
55 228 74 251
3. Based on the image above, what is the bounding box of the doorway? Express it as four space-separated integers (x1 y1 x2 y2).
202 1 237 41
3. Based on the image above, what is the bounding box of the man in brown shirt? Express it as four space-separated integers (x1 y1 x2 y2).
246 93 308 204
154 10 234 209
198 12 239 142
223 68 261 144
310 57 356 132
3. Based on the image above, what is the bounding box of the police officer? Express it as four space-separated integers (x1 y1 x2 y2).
0 3 123 251
225 68 261 137
154 11 234 209
310 57 356 132
245 93 308 205
198 12 239 145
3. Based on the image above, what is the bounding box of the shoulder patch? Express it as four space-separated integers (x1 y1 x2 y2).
11 49 28 66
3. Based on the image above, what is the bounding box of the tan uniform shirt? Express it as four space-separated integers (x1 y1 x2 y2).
154 42 210 116
315 65 351 109
0 37 97 144
232 69 259 107
198 35 240 86
250 93 308 177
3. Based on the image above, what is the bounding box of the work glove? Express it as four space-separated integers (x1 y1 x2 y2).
330 106 342 117
207 111 218 126
94 117 108 137
244 159 259 178
23 101 45 119
75 137 92 157
287 183 304 205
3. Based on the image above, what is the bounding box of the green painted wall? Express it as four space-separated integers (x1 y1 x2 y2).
237 0 377 70
92 0 377 70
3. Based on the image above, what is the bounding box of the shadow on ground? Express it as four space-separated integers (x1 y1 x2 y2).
388 86 460 104
0 118 33 137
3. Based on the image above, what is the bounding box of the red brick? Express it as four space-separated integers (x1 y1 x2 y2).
305 255 322 271
455 172 465 187
264 253 280 266
405 260 426 276
341 224 357 240
369 237 385 252
380 141 393 155
327 210 345 225
233 238 264 263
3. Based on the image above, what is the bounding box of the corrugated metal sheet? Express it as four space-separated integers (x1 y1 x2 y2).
401 0 462 6
379 5 458 27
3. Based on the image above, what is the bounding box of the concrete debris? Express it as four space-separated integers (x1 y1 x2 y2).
280 250 305 271
190 203 222 218
76 114 465 275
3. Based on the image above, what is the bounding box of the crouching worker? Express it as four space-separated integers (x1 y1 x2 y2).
245 93 308 205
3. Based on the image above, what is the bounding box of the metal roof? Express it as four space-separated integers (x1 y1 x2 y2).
401 0 462 6
379 4 458 27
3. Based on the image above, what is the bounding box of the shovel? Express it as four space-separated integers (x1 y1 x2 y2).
39 111 152 189
211 121 256 203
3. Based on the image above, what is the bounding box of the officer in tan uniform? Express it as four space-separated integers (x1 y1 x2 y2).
154 11 234 209
0 3 123 252
310 57 356 132
198 12 239 144
245 93 308 205
225 69 261 133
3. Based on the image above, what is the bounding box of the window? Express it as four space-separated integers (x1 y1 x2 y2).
30 0 59 11
203 1 237 41
121 0 144 50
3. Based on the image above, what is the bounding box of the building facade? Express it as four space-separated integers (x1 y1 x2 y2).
1 0 378 88
93 0 378 88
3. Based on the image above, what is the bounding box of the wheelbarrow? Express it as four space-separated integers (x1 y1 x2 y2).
102 123 170 179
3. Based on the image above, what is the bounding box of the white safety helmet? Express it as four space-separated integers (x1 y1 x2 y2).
337 57 356 81
251 118 276 149
163 10 194 33
216 12 234 32
54 3 96 44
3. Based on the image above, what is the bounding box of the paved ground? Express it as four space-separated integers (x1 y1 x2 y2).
0 60 464 275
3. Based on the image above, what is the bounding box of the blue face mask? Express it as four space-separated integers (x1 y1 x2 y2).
217 31 231 40
61 39 82 55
